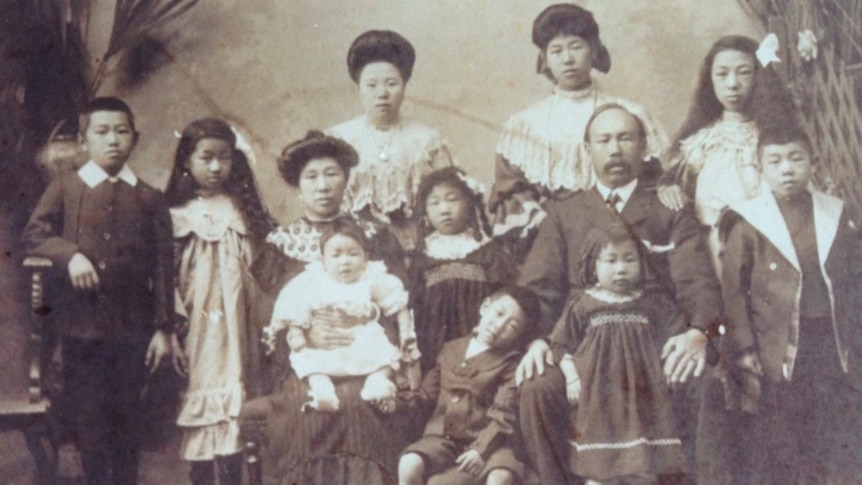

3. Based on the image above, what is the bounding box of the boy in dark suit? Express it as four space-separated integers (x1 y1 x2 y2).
398 285 539 485
720 127 862 483
23 97 173 484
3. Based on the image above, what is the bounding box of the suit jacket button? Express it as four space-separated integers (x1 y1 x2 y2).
103 232 111 240
98 261 107 270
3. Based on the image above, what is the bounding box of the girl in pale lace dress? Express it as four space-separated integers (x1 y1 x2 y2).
265 219 419 413
657 35 798 271
489 3 668 261
327 30 454 250
164 118 275 485
409 166 518 371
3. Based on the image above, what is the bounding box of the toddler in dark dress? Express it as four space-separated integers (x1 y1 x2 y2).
550 223 685 484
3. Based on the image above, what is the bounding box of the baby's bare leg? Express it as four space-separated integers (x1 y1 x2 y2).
486 468 515 485
398 452 425 485
303 374 340 412
360 367 397 412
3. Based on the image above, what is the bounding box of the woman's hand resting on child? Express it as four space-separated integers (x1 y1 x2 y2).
307 308 355 349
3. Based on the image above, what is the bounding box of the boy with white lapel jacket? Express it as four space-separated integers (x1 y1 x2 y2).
719 126 862 483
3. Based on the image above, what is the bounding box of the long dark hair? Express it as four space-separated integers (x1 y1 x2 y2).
413 167 492 255
164 118 276 243
671 35 797 157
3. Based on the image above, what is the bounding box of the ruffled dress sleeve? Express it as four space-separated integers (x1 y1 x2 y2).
368 262 419 363
329 117 454 223
264 267 316 353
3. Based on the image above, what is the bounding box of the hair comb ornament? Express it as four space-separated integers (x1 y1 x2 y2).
456 171 486 197
756 33 781 67
231 125 258 166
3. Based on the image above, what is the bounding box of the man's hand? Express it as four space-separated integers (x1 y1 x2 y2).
68 252 99 290
515 339 554 386
661 328 707 385
455 449 485 476
657 184 688 212
146 330 171 373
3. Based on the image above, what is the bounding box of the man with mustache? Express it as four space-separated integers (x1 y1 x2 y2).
515 103 723 484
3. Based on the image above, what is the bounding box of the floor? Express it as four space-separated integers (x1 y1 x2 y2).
0 431 193 485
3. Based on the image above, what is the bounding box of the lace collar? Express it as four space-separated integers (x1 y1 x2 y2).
424 231 490 260
553 82 598 101
720 111 752 124
170 194 246 241
586 286 643 304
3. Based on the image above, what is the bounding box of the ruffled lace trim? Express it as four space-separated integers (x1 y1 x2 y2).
423 231 491 259
586 286 643 304
171 195 247 241
491 199 547 238
265 219 322 263
265 215 384 262
676 117 760 225
328 117 453 222
677 117 758 173
497 89 668 193
553 84 599 101
177 383 244 427
179 419 242 461
378 288 408 317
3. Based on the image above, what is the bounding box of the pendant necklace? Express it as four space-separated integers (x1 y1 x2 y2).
373 120 399 162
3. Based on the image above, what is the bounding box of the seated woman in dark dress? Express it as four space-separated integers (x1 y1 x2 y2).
241 131 411 485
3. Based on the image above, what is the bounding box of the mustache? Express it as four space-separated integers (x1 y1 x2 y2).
603 160 630 171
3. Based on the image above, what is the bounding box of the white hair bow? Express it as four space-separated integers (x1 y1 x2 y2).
756 33 781 67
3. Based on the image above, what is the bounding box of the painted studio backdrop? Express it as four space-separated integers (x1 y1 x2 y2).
40 0 759 220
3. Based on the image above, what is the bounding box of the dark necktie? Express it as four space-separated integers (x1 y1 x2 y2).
606 192 622 214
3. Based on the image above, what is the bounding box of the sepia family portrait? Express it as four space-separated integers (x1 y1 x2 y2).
1 1 861 484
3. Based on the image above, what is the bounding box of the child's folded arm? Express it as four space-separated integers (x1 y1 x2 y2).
396 307 419 359
558 354 579 383
22 178 79 267
150 192 175 333
547 306 583 363
469 360 519 459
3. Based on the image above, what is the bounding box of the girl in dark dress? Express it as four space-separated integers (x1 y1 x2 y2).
410 167 518 372
549 223 685 484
